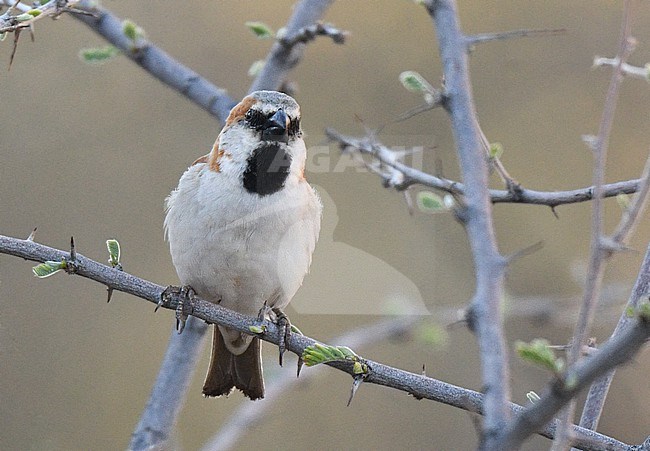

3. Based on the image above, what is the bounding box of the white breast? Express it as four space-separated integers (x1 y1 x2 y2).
164 163 321 317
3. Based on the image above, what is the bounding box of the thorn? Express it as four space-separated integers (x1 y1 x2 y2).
26 227 37 241
297 356 304 378
421 364 426 376
9 27 20 71
69 236 77 262
347 374 364 407
550 205 559 219
507 240 544 264
106 287 113 303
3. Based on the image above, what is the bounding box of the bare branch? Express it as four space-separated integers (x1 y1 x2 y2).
423 1 510 446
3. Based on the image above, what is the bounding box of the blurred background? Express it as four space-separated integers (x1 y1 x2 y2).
2 1 650 449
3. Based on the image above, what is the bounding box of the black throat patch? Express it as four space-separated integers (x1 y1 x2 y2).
243 142 292 196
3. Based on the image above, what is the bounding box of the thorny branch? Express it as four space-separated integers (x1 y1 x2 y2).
0 233 646 451
325 128 644 209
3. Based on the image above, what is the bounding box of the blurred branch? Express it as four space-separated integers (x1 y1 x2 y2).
423 1 510 447
326 128 643 208
250 0 335 92
0 233 640 451
555 1 637 447
203 317 419 451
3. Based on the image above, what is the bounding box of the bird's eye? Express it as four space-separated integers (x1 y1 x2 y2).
245 109 266 128
288 118 301 137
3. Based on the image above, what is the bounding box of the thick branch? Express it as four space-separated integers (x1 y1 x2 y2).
0 235 644 450
424 1 510 446
73 1 235 124
0 233 641 451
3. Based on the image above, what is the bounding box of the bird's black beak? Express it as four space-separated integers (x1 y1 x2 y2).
261 110 289 143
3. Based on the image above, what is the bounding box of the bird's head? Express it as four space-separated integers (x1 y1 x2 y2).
210 91 306 196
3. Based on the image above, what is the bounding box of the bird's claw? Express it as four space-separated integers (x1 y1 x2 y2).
158 285 196 333
272 307 291 367
175 286 196 334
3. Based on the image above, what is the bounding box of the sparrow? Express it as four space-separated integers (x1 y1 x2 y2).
164 90 322 400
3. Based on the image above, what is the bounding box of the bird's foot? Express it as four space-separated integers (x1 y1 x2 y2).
158 285 196 333
272 307 291 367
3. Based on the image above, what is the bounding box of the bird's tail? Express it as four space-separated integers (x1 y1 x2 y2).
202 327 265 400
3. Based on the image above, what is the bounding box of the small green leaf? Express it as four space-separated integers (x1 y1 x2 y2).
489 142 504 159
416 191 445 213
616 193 631 211
626 305 636 317
32 260 66 278
399 70 434 94
249 325 267 334
123 19 145 42
27 9 42 17
15 13 33 22
248 59 265 78
302 343 360 367
290 324 303 335
526 391 540 403
79 46 120 64
106 239 121 267
516 338 564 374
245 21 274 39
416 323 448 347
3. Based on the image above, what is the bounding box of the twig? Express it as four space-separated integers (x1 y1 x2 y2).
466 28 566 46
423 1 510 447
0 233 641 451
593 56 649 80
278 21 347 48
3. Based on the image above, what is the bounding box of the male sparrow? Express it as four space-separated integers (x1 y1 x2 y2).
164 91 322 400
